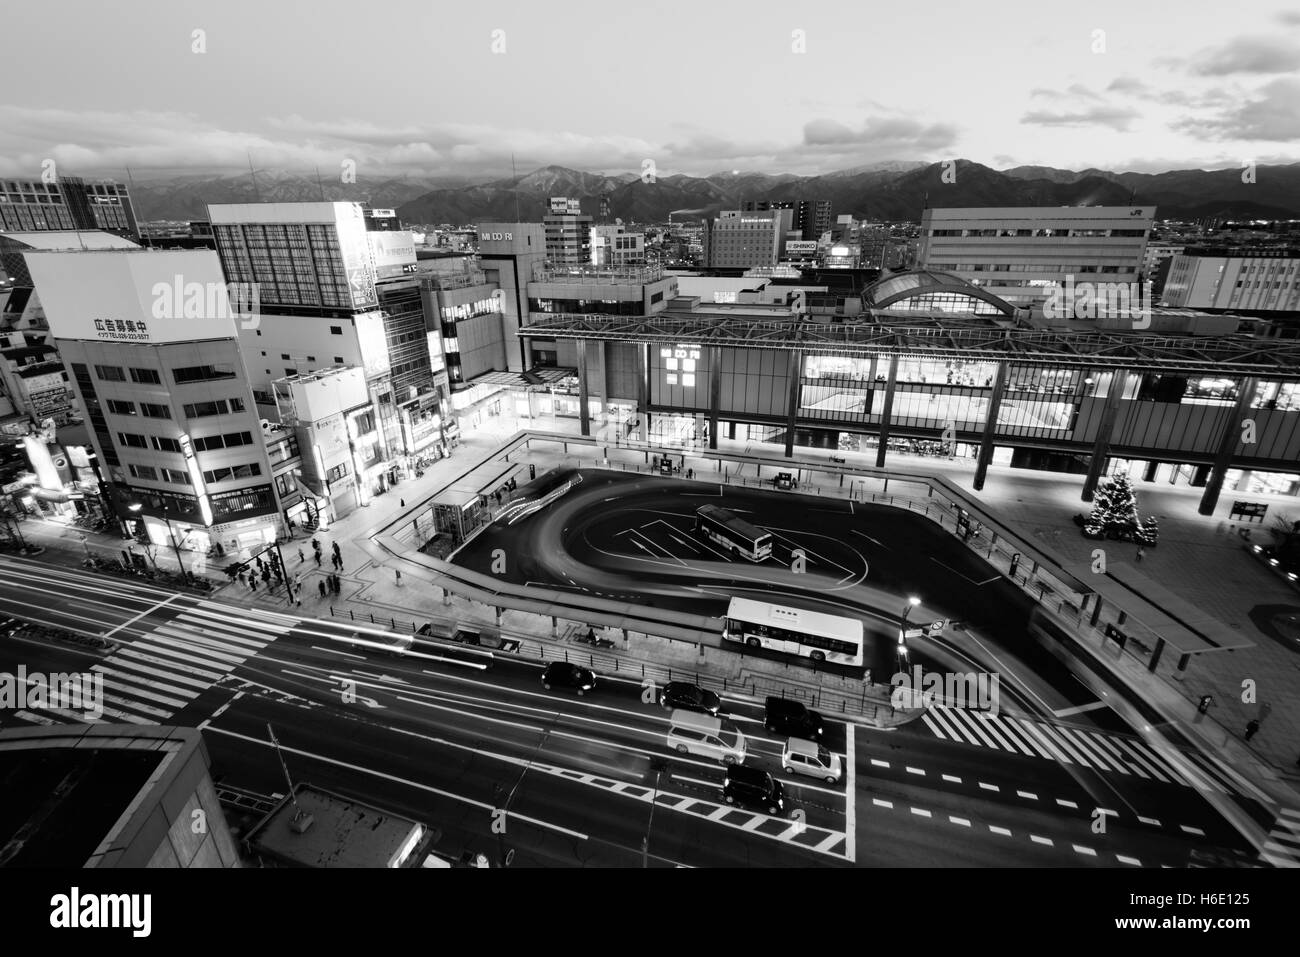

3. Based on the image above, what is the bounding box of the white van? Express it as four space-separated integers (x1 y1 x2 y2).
667 709 747 764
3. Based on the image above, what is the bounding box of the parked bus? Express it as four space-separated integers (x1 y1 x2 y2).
723 597 864 666
694 505 773 562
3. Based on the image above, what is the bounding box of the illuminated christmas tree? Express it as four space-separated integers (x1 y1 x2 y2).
1084 472 1158 544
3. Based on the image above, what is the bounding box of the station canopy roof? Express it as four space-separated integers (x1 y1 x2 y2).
519 311 1300 377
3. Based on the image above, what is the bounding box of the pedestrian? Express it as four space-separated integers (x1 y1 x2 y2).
318 580 327 599
299 548 305 563
292 574 300 589
312 537 320 552
249 576 256 591
1136 545 1145 562
314 551 321 567
400 498 405 507
332 541 340 557
332 574 340 595
395 569 402 586
1245 719 1261 741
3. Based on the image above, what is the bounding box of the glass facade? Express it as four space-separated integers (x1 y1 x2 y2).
213 222 352 308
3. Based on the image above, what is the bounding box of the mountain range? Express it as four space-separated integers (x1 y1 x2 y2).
127 160 1300 225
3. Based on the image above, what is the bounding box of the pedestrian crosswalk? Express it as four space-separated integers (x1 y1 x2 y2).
921 705 1252 798
1261 808 1300 868
14 600 296 727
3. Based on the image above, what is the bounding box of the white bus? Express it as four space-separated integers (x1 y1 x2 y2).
694 505 773 562
723 597 864 667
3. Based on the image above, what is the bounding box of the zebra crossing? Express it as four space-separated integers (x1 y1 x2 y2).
921 705 1253 798
16 600 296 727
1261 808 1300 868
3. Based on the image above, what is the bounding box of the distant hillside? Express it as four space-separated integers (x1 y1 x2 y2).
129 160 1300 225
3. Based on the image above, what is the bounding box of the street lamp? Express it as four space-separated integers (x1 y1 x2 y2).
129 501 187 579
643 757 668 868
898 596 921 665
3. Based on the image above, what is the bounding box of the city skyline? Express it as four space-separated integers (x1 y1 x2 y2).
2 0 1298 182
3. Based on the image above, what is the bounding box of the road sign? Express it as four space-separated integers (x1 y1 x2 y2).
930 619 947 630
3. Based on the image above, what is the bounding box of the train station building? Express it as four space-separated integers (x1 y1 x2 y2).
516 269 1300 514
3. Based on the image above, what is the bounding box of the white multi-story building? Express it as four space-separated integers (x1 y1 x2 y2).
590 223 645 266
1161 246 1300 313
704 210 786 269
917 206 1154 309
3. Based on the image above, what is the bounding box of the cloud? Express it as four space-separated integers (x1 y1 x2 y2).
1106 76 1150 95
802 116 958 151
1020 106 1141 131
1277 10 1300 26
1171 76 1300 141
1188 35 1300 75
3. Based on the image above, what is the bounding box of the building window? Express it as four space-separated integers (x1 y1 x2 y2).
107 399 136 416
183 399 230 418
140 402 171 419
128 464 157 481
117 432 147 449
281 354 291 360
172 363 237 383
334 356 344 364
129 367 162 385
202 462 263 484
330 326 343 335
326 463 350 482
95 364 125 382
161 467 189 485
150 435 183 453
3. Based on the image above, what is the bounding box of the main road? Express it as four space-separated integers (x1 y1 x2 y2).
0 555 1266 867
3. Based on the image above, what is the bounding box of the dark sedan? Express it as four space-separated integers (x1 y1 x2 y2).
658 681 721 715
541 662 597 695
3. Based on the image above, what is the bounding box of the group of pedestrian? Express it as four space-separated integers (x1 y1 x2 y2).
315 572 341 598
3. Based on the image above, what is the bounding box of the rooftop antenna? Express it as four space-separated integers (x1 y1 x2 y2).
248 152 261 202
267 723 313 831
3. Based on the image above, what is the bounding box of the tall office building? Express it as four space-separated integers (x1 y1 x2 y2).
24 249 286 553
1162 246 1300 314
0 176 139 240
742 199 831 242
590 223 645 266
704 210 784 269
917 206 1154 310
543 197 593 265
209 202 445 489
475 223 547 373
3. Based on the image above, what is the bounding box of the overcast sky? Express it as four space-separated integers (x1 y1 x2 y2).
1 0 1297 183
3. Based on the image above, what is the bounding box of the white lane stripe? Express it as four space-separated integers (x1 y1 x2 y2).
1180 825 1206 836
147 629 247 666
96 690 172 719
910 807 932 818
921 712 953 740
1116 855 1142 866
873 798 893 809
130 639 239 673
161 621 270 655
870 758 890 768
1073 845 1097 856
1111 738 1173 783
950 816 971 826
103 593 177 639
989 825 1011 836
91 676 187 710
1280 808 1300 821
1057 798 1079 809
930 708 982 745
948 708 1001 749
103 657 210 690
194 599 297 628
1055 724 1116 770
1087 733 1137 776
1138 815 1161 826
13 709 57 724
1016 791 1038 800
1017 720 1072 763
942 774 962 783
171 618 274 652
116 646 224 680
906 766 925 776
1031 835 1053 845
1009 719 1057 759
979 782 999 792
175 610 283 643
1037 723 1094 767
975 713 1033 755
741 816 766 831
815 833 842 852
92 667 196 705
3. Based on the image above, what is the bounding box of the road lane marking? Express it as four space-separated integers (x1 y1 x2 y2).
870 758 890 768
1117 855 1142 866
950 816 971 827
1138 815 1161 826
979 782 999 792
1031 835 1053 846
942 774 962 783
905 766 925 776
1016 790 1038 800
910 807 931 818
844 723 856 864
872 798 893 809
989 826 1012 836
201 724 590 840
103 593 177 639
1073 845 1097 856
1057 798 1079 809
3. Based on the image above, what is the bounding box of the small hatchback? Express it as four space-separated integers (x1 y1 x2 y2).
541 661 596 695
722 765 785 815
781 737 843 783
